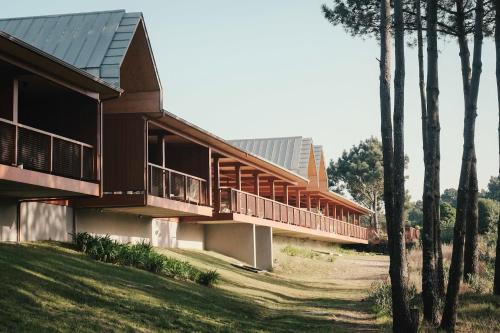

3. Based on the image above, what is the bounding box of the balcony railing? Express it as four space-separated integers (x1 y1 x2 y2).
0 118 95 180
218 187 368 240
148 163 209 206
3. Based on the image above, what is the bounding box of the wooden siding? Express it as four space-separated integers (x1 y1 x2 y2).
103 113 145 192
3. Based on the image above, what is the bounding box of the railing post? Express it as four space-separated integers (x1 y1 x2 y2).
198 179 202 204
80 145 84 179
162 170 166 198
149 165 153 195
49 136 54 174
184 175 188 202
168 170 172 198
14 125 18 166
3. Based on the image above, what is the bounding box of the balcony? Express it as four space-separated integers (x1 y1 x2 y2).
148 163 209 206
217 187 368 241
0 118 95 181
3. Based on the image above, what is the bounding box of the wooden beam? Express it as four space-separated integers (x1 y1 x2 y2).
306 193 311 210
296 189 301 208
326 202 330 217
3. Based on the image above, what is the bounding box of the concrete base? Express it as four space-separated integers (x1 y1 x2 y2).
75 209 205 250
0 199 74 242
205 223 273 270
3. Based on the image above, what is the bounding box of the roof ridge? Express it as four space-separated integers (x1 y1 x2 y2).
0 9 127 21
229 136 303 141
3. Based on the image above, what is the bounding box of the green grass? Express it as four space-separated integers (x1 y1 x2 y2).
0 242 378 333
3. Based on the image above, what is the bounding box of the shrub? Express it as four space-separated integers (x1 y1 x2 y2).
281 245 318 259
367 280 418 316
196 270 220 287
465 273 491 294
71 233 219 286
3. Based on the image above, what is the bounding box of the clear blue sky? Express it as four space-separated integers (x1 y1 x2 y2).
2 1 498 200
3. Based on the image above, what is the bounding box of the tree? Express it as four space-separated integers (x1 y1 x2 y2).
494 0 500 296
408 200 423 226
441 188 458 207
478 198 500 233
391 0 417 328
441 0 485 328
328 137 384 231
485 176 500 201
464 157 479 280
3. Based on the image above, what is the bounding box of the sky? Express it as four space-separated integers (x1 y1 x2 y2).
2 1 498 200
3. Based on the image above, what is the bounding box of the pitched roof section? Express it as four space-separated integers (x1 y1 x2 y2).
0 10 141 87
228 137 314 178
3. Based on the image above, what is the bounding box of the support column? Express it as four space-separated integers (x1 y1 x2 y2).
235 164 242 190
254 172 260 196
306 193 311 211
333 204 337 219
213 156 220 211
208 148 213 206
284 184 289 205
296 190 301 208
341 207 344 221
325 202 330 217
269 179 275 201
12 79 18 123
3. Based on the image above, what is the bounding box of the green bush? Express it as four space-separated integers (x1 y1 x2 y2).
478 198 499 234
71 233 219 286
196 270 221 287
280 245 318 259
367 280 418 317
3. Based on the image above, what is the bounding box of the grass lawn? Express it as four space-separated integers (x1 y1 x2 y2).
0 241 380 332
1 241 497 332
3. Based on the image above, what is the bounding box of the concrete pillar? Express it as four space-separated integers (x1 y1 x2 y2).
255 225 273 270
205 223 273 271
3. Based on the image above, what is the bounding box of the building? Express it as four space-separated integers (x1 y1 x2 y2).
0 10 370 270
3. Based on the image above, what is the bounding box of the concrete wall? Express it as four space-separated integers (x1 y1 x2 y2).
0 199 17 242
255 225 273 271
21 202 73 242
76 209 153 244
177 223 204 250
205 223 256 266
75 210 204 250
0 200 73 242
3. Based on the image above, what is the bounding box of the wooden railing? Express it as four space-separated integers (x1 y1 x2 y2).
217 187 368 240
148 163 209 206
0 118 95 180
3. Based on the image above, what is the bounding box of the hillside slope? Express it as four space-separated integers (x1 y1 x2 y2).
0 242 381 332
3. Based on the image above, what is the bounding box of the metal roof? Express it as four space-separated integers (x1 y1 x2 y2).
0 10 141 87
313 145 324 172
0 31 121 99
228 137 314 178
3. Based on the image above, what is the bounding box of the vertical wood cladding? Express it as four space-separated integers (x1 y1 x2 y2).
103 113 145 191
165 144 209 181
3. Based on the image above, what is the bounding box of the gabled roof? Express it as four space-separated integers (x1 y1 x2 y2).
313 145 324 170
0 31 121 99
228 137 314 178
0 10 141 87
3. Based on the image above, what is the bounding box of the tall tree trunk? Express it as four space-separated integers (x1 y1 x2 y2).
494 0 500 297
464 152 479 281
373 195 380 232
390 0 416 330
422 0 440 323
441 0 483 329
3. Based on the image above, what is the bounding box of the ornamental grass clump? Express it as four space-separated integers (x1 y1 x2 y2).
71 232 219 286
